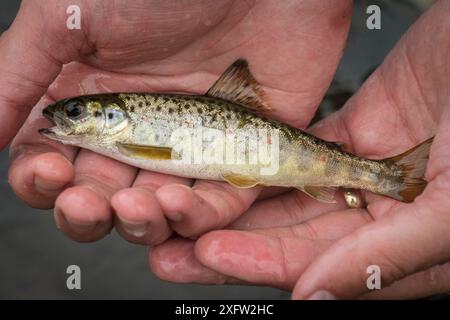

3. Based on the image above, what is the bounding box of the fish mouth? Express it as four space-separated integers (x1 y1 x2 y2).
39 105 80 145
39 104 58 140
38 126 81 145
38 127 55 136
38 126 63 141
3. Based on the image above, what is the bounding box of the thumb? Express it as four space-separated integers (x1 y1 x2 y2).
292 176 450 299
0 0 84 148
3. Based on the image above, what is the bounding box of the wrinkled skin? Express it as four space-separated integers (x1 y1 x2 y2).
3 0 450 299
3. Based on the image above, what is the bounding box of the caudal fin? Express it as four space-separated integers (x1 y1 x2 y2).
383 137 434 203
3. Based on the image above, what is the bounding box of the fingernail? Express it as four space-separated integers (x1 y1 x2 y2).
166 212 183 222
34 175 66 194
65 217 97 233
307 290 337 300
54 208 97 232
120 219 148 238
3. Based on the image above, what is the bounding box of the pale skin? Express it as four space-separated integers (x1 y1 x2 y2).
3 0 450 299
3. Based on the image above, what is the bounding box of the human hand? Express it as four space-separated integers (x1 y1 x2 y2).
150 0 450 299
6 0 352 243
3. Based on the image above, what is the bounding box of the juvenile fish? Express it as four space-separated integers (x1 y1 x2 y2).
39 59 433 204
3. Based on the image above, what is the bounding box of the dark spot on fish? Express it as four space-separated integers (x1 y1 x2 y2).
156 106 161 112
184 104 190 110
168 108 173 114
139 102 143 108
197 108 203 114
130 106 135 112
94 111 101 117
226 114 231 120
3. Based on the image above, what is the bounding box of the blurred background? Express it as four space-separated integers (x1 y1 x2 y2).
0 0 435 299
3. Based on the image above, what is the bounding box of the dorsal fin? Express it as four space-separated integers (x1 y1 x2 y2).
206 59 271 112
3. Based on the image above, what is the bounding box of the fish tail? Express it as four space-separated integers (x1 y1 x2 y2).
382 137 434 202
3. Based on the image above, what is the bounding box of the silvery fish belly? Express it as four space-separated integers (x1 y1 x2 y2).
40 59 433 205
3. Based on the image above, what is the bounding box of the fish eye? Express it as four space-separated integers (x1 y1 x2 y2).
64 100 84 119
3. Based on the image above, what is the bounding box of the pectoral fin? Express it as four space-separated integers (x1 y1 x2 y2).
117 142 173 160
223 173 260 188
299 186 337 203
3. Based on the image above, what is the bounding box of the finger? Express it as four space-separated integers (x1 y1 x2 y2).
149 238 231 285
150 210 370 287
257 186 290 200
0 0 82 148
292 178 450 299
361 262 450 300
112 171 192 245
252 208 372 241
156 181 262 237
230 189 348 230
194 231 329 290
195 210 371 289
9 97 77 209
54 150 137 242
